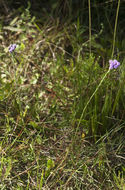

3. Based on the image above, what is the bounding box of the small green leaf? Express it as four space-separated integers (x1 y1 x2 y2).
3 26 24 32
29 121 38 128
10 17 19 26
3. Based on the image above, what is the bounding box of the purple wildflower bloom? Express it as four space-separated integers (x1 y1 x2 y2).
109 59 120 70
8 44 17 53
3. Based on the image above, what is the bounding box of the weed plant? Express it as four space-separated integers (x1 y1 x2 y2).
0 1 125 189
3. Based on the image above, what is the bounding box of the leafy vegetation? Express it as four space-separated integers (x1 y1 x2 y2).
0 0 125 189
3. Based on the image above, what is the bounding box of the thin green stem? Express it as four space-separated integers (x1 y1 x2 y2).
88 0 91 55
111 0 120 58
75 69 110 136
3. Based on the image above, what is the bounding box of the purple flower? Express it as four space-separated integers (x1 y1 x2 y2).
109 59 120 70
8 44 17 53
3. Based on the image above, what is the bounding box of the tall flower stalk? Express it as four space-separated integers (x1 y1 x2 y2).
75 60 120 136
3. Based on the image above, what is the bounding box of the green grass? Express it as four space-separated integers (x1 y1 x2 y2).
0 1 125 189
